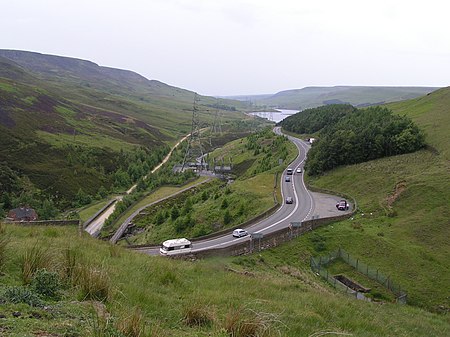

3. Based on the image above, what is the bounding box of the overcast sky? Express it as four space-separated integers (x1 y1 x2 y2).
2 0 449 95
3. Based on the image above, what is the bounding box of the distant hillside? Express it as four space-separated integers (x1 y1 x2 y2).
253 86 439 110
0 50 248 212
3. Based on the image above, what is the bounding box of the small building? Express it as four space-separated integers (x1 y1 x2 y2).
7 206 38 221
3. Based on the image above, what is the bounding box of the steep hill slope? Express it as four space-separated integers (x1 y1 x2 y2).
254 86 439 110
302 87 450 311
0 50 248 211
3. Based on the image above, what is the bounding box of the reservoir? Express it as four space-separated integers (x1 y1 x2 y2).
250 109 299 123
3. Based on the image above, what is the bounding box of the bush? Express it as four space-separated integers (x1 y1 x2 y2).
31 269 61 299
1 286 44 307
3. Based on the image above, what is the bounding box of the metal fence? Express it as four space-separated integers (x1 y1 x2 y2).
310 248 407 304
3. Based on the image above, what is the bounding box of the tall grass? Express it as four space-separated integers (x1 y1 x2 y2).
117 307 146 337
76 263 111 302
62 246 81 284
183 303 215 327
0 223 9 273
223 306 282 337
19 243 53 284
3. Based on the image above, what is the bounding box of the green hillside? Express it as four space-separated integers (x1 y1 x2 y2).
301 87 450 311
0 50 249 214
0 223 449 336
254 86 439 110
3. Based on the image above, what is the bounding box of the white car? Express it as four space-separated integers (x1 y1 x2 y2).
232 229 248 238
296 167 302 174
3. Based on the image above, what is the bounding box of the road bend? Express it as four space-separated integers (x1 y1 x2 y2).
137 127 320 255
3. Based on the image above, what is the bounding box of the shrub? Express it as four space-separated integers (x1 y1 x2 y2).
1 286 44 307
20 243 53 284
31 269 61 299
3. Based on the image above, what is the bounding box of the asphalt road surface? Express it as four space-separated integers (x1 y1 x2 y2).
137 127 346 256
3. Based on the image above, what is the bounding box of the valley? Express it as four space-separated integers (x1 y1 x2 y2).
0 50 448 336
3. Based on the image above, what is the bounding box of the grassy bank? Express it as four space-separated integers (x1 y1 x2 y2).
0 224 448 336
297 88 450 311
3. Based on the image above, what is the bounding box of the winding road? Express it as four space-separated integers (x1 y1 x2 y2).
136 128 348 256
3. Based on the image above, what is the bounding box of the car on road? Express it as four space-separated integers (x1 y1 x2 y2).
286 168 293 175
296 167 302 174
232 229 248 238
285 176 291 182
285 196 293 204
336 200 349 211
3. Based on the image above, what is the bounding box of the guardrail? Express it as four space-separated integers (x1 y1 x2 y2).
187 211 355 258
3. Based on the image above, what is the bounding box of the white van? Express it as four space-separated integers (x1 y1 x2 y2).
160 238 192 256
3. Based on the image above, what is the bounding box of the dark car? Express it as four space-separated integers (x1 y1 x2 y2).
336 200 349 211
286 197 293 204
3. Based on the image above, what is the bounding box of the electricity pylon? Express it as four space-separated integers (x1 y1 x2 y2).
181 93 205 171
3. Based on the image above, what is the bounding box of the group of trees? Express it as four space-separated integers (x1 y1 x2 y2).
0 164 59 219
0 143 171 219
245 128 290 175
280 105 425 175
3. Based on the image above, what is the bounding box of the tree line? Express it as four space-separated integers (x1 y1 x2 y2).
280 104 425 175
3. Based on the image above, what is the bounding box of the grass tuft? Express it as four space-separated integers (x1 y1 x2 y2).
117 307 147 337
76 264 111 302
0 223 9 272
183 303 215 327
20 243 53 284
223 305 282 337
62 246 81 284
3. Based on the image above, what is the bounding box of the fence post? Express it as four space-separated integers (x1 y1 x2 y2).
366 265 369 276
356 259 359 270
376 269 378 281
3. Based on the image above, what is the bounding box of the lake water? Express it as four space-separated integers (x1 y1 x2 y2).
250 109 299 123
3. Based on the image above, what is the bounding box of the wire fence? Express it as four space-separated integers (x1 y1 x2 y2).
310 248 407 304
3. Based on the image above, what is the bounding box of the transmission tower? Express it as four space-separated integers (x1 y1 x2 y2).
212 100 223 134
209 100 223 147
182 93 205 171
